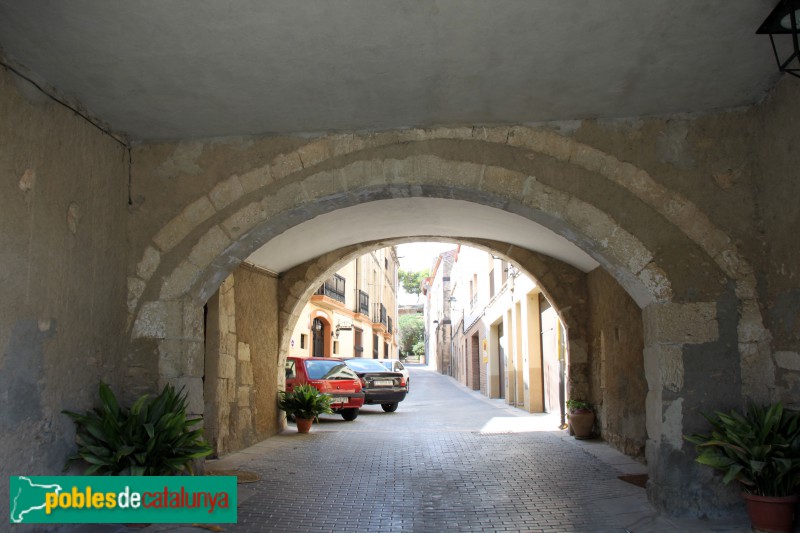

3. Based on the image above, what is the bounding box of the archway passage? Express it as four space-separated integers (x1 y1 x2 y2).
126 127 768 515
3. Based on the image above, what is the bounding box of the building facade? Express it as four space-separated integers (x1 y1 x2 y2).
288 247 400 360
434 244 648 458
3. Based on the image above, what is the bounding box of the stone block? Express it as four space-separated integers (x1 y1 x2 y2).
188 225 232 270
637 263 673 303
182 302 204 341
238 342 251 361
136 246 161 280
159 261 200 300
267 181 306 213
221 201 264 240
643 302 718 345
238 386 251 407
738 301 767 343
506 126 547 153
219 354 236 379
223 333 237 358
775 351 800 371
296 139 331 168
238 165 273 194
569 143 608 174
301 170 341 199
482 166 526 196
328 133 366 157
153 196 215 252
522 178 571 216
489 126 517 144
132 301 167 339
271 152 303 181
443 160 483 189
239 361 254 385
658 344 684 393
209 175 244 211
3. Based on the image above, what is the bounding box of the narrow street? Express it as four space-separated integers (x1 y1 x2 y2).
149 366 746 533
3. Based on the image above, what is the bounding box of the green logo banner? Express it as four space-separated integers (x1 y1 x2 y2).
9 476 237 524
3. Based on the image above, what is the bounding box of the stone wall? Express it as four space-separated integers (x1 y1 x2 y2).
587 268 647 460
0 67 128 503
204 265 281 455
232 264 280 441
754 79 800 404
122 98 795 515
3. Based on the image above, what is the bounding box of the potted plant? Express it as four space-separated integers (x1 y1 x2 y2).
684 402 800 533
567 399 595 439
278 384 333 433
63 382 213 475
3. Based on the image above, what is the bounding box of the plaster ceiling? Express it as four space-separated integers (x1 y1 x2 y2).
0 1 782 141
246 198 600 274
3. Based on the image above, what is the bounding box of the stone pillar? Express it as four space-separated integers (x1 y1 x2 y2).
643 300 743 516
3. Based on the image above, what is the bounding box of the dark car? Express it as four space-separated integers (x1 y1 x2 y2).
285 356 364 420
342 358 407 412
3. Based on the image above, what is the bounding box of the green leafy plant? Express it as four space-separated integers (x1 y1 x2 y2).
278 384 333 421
567 399 592 412
63 382 212 476
684 402 800 497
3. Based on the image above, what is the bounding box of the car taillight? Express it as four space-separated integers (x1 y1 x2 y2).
399 377 406 387
360 377 367 388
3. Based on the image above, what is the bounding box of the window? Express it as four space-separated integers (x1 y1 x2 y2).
384 342 389 358
373 334 379 358
358 290 369 315
333 340 339 355
354 327 364 355
300 334 307 349
304 359 358 380
285 359 296 380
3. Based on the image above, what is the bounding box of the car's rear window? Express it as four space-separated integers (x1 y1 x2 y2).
345 359 392 373
304 360 358 380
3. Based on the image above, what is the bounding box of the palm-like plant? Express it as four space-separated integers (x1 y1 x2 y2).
278 384 333 421
63 382 212 475
684 402 800 497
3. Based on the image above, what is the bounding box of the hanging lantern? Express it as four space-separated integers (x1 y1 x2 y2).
757 0 800 77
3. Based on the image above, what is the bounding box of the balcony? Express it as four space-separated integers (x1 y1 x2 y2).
372 303 387 327
316 273 346 304
358 290 369 315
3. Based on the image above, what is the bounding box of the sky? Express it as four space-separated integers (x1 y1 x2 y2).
396 242 457 305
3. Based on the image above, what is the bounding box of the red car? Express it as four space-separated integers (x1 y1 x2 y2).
284 356 365 420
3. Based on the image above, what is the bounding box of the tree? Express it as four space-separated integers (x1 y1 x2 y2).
398 313 425 355
398 269 430 296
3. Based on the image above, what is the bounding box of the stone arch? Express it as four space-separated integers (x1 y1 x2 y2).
125 126 772 515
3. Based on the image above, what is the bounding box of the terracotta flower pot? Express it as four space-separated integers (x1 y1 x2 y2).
742 493 798 533
296 417 314 433
569 410 595 439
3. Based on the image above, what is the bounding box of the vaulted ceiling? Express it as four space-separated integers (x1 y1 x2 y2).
0 1 782 141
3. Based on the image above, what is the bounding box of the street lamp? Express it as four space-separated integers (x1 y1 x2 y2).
758 0 800 77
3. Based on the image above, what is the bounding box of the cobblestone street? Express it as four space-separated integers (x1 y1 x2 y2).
181 366 746 533
75 365 749 533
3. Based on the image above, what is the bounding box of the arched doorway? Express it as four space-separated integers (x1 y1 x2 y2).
311 318 325 357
